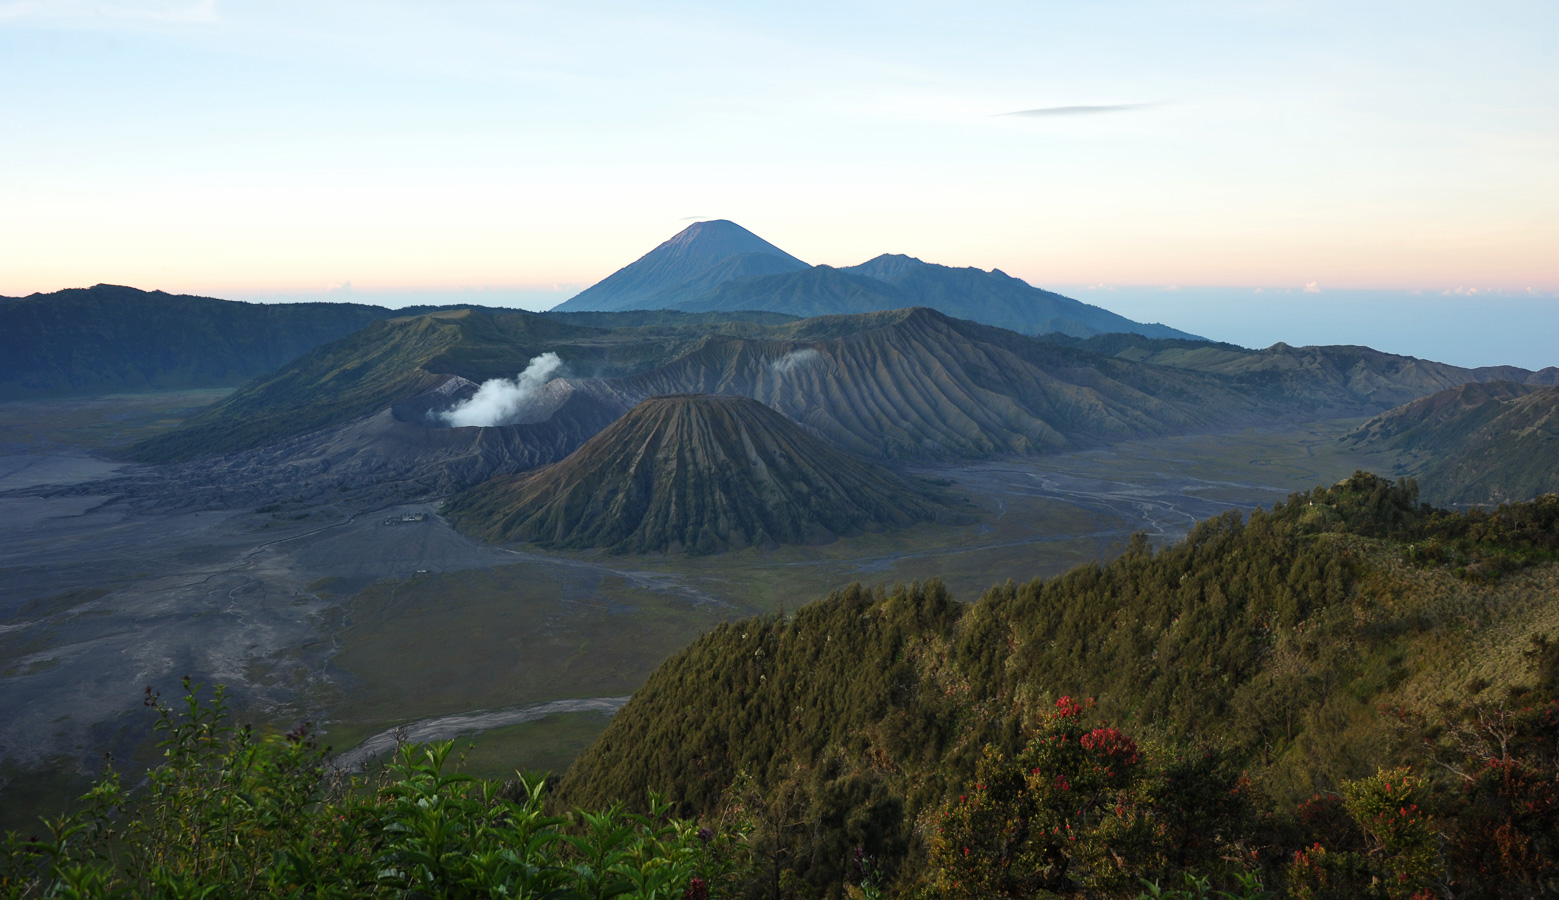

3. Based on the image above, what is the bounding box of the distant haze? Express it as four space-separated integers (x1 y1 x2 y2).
1066 287 1559 371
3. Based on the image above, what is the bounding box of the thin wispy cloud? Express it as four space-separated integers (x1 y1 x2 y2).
997 103 1157 118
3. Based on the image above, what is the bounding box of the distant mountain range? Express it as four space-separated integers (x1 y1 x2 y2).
1347 381 1559 505
125 305 1265 468
1047 332 1559 413
121 304 1559 513
447 394 952 553
0 284 401 400
121 308 801 464
552 220 1198 340
18 262 1559 525
558 220 810 312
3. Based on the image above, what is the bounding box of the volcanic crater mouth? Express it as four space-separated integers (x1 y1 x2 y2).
395 374 581 430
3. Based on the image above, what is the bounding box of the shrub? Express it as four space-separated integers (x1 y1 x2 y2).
0 681 747 899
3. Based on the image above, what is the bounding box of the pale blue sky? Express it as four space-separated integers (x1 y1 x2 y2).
2 1 1555 365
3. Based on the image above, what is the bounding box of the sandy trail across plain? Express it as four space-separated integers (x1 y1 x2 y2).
331 697 630 772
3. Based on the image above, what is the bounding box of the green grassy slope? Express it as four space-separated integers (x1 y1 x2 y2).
123 313 468 462
126 309 637 462
1348 381 1559 504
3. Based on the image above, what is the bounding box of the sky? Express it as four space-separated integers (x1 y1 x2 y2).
1 1 1556 366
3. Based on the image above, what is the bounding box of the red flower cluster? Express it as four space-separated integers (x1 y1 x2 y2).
1079 727 1140 766
1053 696 1083 719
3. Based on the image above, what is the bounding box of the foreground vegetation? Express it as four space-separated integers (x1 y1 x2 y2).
1 683 747 899
562 474 1559 897
6 474 1557 898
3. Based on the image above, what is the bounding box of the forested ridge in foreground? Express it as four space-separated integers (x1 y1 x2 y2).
560 474 1559 898
5 475 1558 898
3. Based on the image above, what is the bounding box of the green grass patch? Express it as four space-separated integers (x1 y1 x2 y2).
452 711 615 780
0 757 98 836
0 388 232 451
326 567 728 737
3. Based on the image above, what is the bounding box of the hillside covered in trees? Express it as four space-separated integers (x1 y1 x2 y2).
560 474 1559 897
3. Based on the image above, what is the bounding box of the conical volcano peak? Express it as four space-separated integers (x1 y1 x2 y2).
446 393 947 553
553 221 809 313
659 220 785 257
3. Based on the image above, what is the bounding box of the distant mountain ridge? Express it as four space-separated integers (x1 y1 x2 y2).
126 305 1559 476
1347 381 1559 505
553 221 1199 340
1050 332 1559 412
0 284 399 400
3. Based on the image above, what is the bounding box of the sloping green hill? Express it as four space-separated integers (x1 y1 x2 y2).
0 284 395 399
1348 381 1559 504
558 474 1559 894
123 309 630 463
124 313 468 463
447 394 950 553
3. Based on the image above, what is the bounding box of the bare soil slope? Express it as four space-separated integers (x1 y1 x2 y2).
447 394 949 553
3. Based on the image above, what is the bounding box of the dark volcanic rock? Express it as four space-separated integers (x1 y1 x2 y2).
19 378 629 511
447 394 950 553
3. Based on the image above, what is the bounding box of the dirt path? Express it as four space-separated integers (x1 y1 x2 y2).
332 697 630 771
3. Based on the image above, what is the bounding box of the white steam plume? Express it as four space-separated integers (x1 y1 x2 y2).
769 348 821 376
439 353 563 427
